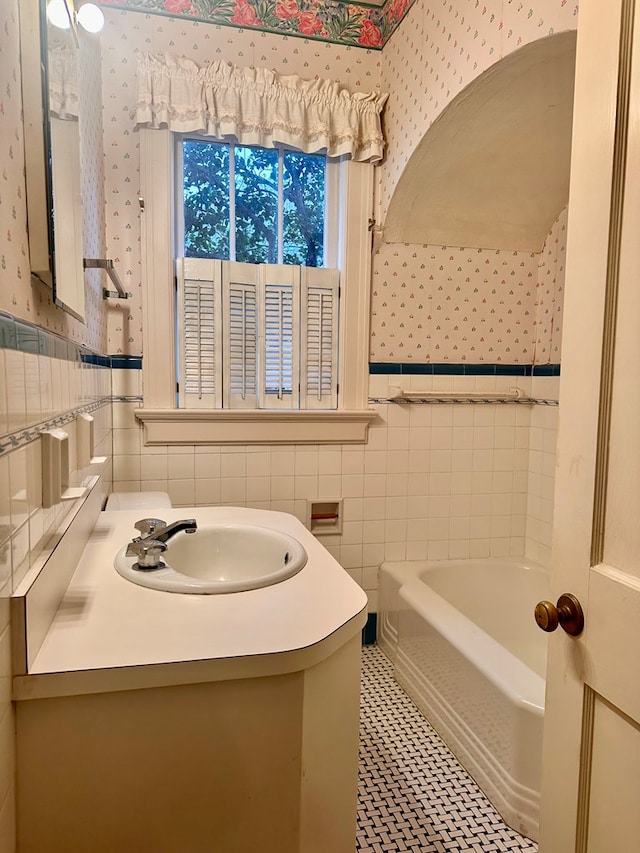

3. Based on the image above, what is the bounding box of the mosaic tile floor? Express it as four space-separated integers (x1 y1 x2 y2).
357 646 538 853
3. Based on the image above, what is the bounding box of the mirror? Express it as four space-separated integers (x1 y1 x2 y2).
20 0 88 321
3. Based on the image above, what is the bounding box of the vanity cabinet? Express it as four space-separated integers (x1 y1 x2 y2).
16 634 362 853
13 505 367 852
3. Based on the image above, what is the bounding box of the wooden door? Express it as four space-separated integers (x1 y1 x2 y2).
539 0 640 850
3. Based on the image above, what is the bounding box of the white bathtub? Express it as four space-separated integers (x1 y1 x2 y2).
378 557 550 842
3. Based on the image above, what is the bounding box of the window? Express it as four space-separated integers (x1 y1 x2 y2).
181 139 326 267
137 127 375 445
176 138 340 412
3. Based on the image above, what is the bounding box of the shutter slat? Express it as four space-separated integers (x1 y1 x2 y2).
223 264 259 408
176 258 222 409
259 266 300 409
301 267 339 409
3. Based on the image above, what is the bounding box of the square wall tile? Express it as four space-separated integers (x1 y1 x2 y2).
317 448 342 474
0 458 9 530
195 479 221 505
113 429 141 456
168 479 196 506
222 453 247 479
341 474 364 498
318 475 341 497
24 354 41 426
112 368 141 398
140 455 168 481
9 449 28 529
193 453 220 479
270 450 295 475
220 478 246 504
341 448 364 475
339 544 363 570
113 455 141 483
246 478 270 502
4 350 26 432
363 520 385 544
246 452 271 478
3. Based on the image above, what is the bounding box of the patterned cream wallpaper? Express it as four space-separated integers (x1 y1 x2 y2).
0 0 107 350
534 206 567 362
101 3 573 361
378 0 579 220
370 243 539 362
369 211 567 364
101 8 382 353
369 0 575 365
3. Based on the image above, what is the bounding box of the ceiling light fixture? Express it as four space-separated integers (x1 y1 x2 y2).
76 3 104 33
46 0 104 34
46 0 72 29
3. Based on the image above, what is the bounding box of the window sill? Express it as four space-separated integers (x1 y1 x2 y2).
134 408 378 445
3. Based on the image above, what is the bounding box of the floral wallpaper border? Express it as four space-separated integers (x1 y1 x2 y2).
101 0 414 48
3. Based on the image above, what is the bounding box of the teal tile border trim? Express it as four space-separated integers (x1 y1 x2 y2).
369 362 561 377
2 314 563 382
110 356 143 370
101 1 415 49
0 310 143 369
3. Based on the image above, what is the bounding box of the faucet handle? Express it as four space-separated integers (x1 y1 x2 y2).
134 518 166 537
127 538 167 569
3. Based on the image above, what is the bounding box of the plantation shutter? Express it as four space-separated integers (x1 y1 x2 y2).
260 265 300 409
301 267 339 409
176 258 222 408
223 262 259 408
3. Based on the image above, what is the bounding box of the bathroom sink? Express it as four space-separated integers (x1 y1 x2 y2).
114 523 307 594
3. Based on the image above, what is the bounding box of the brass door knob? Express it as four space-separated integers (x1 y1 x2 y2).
534 593 584 637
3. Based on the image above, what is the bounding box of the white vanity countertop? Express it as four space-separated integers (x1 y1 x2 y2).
21 507 367 696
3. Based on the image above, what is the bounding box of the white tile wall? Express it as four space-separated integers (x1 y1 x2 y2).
525 376 560 567
111 370 560 611
0 344 113 849
0 353 113 593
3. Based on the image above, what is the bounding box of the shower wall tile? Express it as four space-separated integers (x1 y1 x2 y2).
525 376 559 566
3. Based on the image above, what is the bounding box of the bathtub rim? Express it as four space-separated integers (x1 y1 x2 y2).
380 554 550 588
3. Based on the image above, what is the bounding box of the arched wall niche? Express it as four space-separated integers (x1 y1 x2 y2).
383 31 577 252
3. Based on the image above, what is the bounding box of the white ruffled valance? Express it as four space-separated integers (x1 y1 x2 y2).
48 41 79 120
134 51 388 163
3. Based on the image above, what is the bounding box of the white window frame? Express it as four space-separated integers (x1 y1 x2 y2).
136 128 376 445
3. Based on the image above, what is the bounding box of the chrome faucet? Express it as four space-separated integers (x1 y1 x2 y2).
133 518 198 543
126 517 197 569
